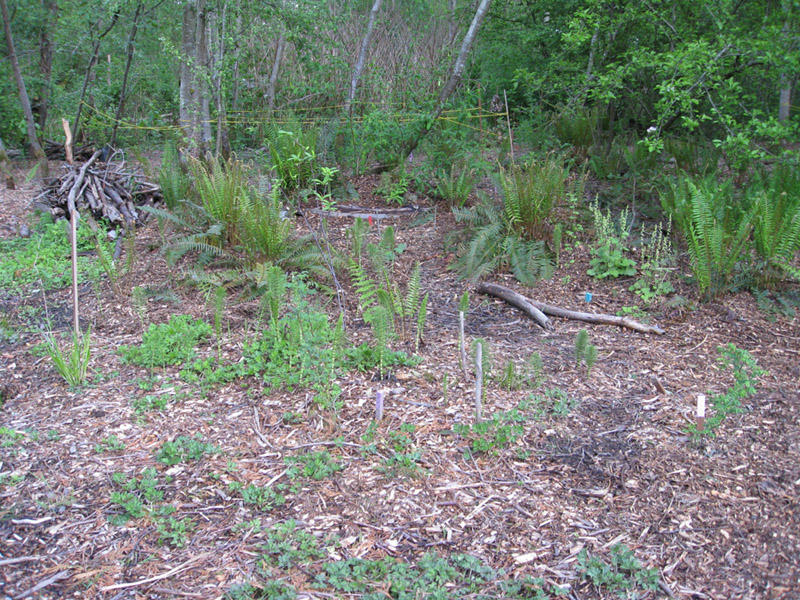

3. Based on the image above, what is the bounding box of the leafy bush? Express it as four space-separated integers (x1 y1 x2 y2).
119 314 212 368
587 203 637 279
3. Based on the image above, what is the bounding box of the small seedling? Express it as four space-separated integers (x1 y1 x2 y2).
575 329 598 374
94 435 125 453
285 450 343 481
156 435 219 465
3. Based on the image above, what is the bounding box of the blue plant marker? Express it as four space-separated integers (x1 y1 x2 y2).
585 292 593 303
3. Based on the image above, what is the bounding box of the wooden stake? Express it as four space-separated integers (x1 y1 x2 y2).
696 394 706 432
503 89 514 166
375 389 384 421
459 311 468 379
61 118 73 165
474 343 483 422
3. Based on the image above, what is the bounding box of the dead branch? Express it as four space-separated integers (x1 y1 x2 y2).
475 283 553 331
477 282 665 335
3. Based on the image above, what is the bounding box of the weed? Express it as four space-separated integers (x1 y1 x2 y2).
630 221 675 303
43 326 92 387
285 451 343 481
119 314 212 369
229 482 286 511
376 167 410 205
156 435 219 465
261 520 328 570
453 403 528 456
0 427 25 447
109 467 163 525
155 516 195 547
131 394 170 414
225 581 297 600
530 388 577 418
378 424 425 478
0 216 109 292
578 544 659 597
587 203 637 279
94 435 125 453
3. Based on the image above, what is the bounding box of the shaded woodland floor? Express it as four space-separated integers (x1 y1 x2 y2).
1 159 799 600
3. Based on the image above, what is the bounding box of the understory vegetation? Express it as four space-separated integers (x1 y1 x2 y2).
1 0 798 597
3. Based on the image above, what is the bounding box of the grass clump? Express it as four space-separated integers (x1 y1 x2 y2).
43 326 92 387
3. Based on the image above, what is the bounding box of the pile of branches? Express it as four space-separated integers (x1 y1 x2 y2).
43 154 162 228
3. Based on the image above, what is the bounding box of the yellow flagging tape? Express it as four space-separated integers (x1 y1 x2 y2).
78 100 507 133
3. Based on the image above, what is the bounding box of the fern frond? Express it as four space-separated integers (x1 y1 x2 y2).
346 258 378 311
415 292 428 351
403 263 422 320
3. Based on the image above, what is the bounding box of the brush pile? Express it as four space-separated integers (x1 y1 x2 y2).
43 155 163 228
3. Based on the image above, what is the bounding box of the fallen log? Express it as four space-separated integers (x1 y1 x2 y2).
476 282 553 331
477 282 665 335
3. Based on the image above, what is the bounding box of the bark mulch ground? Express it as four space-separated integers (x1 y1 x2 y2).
1 158 798 600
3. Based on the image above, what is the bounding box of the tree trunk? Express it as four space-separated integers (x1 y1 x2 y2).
779 1 794 122
344 0 382 115
397 0 492 163
72 13 119 141
109 2 143 147
1 0 48 176
180 0 212 160
210 1 231 160
448 0 457 45
265 34 286 112
0 134 15 189
36 0 58 132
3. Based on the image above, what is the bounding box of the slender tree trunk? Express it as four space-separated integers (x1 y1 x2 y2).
779 1 794 122
265 34 286 112
36 0 58 132
0 134 15 189
397 0 492 163
210 0 231 159
448 0 457 45
344 0 382 115
110 2 143 147
180 0 212 160
72 13 119 140
1 0 48 176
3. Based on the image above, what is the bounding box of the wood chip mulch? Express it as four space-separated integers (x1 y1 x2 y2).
1 158 798 600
